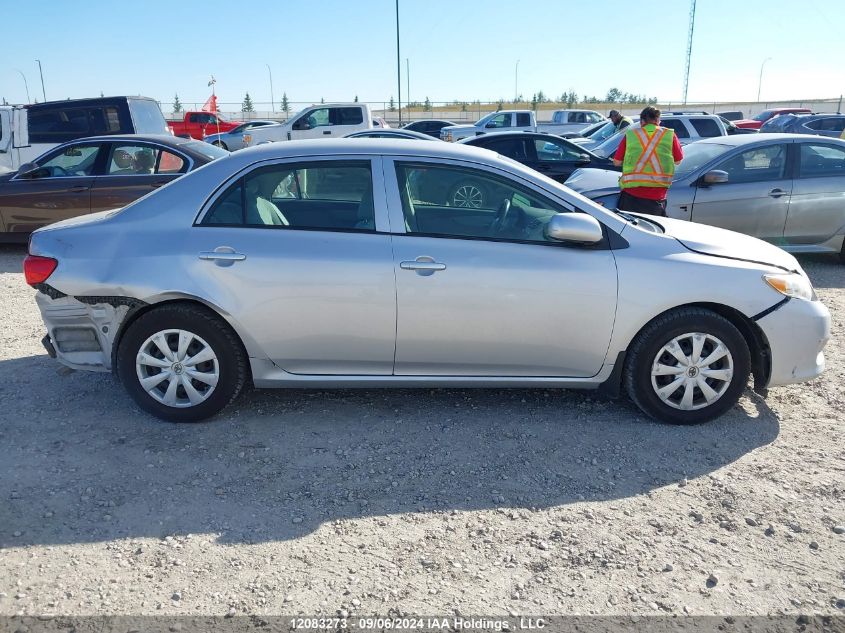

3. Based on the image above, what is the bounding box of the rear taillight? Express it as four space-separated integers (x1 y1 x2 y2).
23 255 58 287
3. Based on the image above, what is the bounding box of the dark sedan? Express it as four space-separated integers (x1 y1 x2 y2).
0 135 227 239
459 132 615 183
402 119 458 138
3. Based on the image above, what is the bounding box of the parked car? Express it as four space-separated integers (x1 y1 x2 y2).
565 134 845 261
568 120 622 148
459 132 615 183
733 108 812 130
760 113 845 138
27 139 829 425
588 114 728 159
204 120 278 150
0 97 169 173
560 119 608 139
244 103 373 146
345 129 436 140
402 119 457 138
0 135 227 239
372 117 391 128
440 109 602 142
167 111 243 140
716 110 745 122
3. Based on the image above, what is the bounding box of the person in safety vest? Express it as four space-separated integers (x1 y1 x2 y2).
612 106 683 217
608 109 632 133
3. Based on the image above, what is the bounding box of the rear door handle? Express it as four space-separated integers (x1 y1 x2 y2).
769 188 788 198
68 186 88 193
199 251 246 263
323 130 332 135
400 256 446 276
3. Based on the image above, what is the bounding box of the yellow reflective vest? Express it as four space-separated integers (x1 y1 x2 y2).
620 125 676 189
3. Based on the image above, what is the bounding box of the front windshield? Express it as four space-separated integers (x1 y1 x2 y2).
588 121 617 141
591 129 626 158
475 112 495 126
753 109 774 122
674 143 731 178
184 140 229 160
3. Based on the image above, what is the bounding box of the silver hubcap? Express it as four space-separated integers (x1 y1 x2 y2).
452 184 483 208
135 329 219 408
650 332 734 411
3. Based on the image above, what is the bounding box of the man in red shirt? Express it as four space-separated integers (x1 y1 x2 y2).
612 107 684 216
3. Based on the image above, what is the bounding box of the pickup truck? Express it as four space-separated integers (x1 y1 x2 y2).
243 103 372 146
167 111 243 140
440 109 605 142
1 96 169 174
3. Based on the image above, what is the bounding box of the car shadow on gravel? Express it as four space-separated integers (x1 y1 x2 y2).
0 353 780 548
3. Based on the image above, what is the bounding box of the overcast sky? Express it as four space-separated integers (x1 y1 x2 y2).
4 0 843 108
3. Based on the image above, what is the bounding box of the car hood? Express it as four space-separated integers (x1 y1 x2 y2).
441 124 478 133
654 216 801 272
564 168 620 197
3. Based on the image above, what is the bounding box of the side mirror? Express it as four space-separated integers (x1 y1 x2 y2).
577 154 592 163
702 169 729 185
16 162 39 178
546 213 604 244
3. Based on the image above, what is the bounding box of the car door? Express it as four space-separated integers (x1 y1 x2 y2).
690 142 792 241
784 141 845 246
385 158 618 377
289 107 334 140
0 141 102 234
191 156 396 375
90 142 188 213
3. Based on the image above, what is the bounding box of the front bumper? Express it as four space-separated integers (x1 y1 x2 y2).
756 297 831 387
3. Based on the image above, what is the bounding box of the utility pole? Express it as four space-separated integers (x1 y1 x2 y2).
266 64 274 113
14 69 31 103
395 0 402 123
682 0 696 105
35 59 46 102
406 58 410 118
514 59 520 102
757 57 772 103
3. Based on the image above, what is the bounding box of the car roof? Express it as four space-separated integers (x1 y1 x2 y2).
457 131 567 142
695 133 845 146
59 134 198 146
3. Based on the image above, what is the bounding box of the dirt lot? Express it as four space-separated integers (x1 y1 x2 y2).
0 244 843 618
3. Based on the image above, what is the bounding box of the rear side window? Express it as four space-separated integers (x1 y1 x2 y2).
807 117 845 132
661 119 690 139
798 143 845 178
336 107 364 125
516 113 532 126
201 160 374 230
689 118 722 137
479 137 529 160
106 144 187 175
28 102 132 143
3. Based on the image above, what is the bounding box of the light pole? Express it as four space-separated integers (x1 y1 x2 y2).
35 59 46 102
756 57 772 103
266 64 274 113
14 69 31 103
406 58 410 116
395 0 402 123
514 60 520 103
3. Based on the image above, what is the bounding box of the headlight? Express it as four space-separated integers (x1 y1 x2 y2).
763 273 816 301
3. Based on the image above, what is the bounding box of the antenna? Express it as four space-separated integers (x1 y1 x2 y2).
682 0 696 105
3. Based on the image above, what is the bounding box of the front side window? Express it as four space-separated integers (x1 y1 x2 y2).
799 143 845 178
36 144 101 177
716 144 787 183
485 113 510 129
534 139 583 162
395 162 568 243
107 144 186 175
202 161 374 230
296 108 330 129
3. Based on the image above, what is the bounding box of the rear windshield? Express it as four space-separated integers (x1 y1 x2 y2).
128 99 169 134
183 140 229 160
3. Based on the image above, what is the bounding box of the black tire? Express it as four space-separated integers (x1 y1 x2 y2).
116 304 247 423
623 308 751 425
211 141 228 150
839 238 845 265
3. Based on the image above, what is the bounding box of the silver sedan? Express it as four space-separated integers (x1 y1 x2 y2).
26 139 830 424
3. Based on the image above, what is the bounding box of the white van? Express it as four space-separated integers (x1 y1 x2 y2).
244 103 372 146
0 96 169 173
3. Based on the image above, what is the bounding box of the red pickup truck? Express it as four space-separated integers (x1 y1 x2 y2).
733 107 812 130
167 111 242 140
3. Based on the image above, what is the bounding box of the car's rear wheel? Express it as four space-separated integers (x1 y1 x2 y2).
839 237 845 264
117 304 247 422
211 141 228 150
624 308 750 425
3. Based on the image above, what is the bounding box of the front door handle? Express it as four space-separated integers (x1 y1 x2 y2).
68 186 88 193
400 256 446 276
199 249 246 267
769 188 788 198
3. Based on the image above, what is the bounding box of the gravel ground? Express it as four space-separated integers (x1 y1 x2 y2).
0 244 843 618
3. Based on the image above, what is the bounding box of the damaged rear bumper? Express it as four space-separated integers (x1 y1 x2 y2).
35 288 144 372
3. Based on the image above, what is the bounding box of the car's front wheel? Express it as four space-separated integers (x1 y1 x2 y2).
211 141 228 150
117 304 247 422
624 308 751 425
